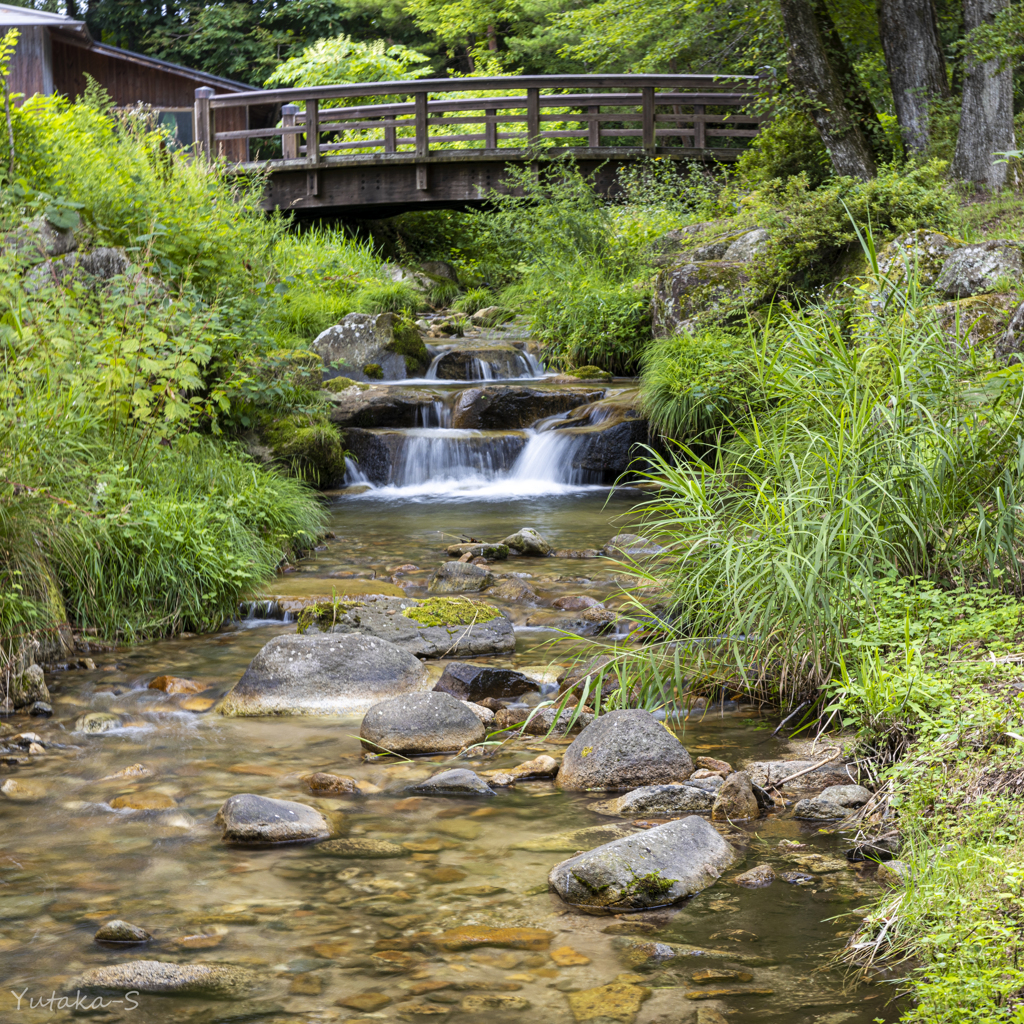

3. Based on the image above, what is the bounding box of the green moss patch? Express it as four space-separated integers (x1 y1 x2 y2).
296 598 361 633
261 412 347 488
570 365 613 380
363 363 384 380
403 596 500 627
323 376 367 393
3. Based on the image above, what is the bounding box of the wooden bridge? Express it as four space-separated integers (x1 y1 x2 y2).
194 74 763 217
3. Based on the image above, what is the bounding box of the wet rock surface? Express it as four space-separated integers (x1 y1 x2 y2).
549 815 737 911
428 560 496 593
452 385 604 429
71 960 258 997
433 661 542 700
557 710 695 791
406 767 496 796
218 632 428 716
216 793 331 843
360 692 487 755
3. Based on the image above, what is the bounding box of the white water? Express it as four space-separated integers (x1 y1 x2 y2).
424 348 544 382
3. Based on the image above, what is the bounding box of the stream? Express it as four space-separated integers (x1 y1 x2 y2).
0 329 899 1024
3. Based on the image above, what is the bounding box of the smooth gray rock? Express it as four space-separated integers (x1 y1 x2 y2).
217 793 330 844
602 533 665 558
360 692 486 755
70 961 258 998
819 784 872 807
406 768 495 796
723 228 770 262
936 241 1024 298
609 784 713 817
428 561 495 593
218 633 427 716
556 710 694 791
302 595 515 658
9 664 48 708
500 527 551 556
94 920 152 944
434 662 542 701
794 784 871 820
548 815 736 912
313 312 417 382
742 759 852 789
683 776 724 793
524 606 618 636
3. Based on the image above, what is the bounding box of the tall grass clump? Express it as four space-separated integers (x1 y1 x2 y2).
631 252 1024 704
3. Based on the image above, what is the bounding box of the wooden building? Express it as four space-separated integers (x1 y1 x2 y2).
0 3 274 161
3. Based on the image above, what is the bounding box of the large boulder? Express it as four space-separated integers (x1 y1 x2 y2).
360 692 486 755
431 345 533 380
433 662 542 701
4 216 78 259
297 595 515 658
312 312 428 383
218 633 428 716
326 381 440 428
556 710 694 791
70 961 258 998
543 399 653 480
548 816 736 912
216 794 330 843
451 386 604 429
995 297 1024 363
652 261 752 338
25 247 130 292
877 229 960 286
500 528 551 556
935 241 1024 299
428 561 495 593
723 228 770 262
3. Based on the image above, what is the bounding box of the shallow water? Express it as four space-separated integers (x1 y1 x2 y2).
0 364 899 1023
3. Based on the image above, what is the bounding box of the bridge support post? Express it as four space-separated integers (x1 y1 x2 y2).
415 91 429 190
694 104 705 151
588 105 600 147
526 88 540 145
194 87 214 161
281 104 299 160
485 107 497 149
642 86 656 154
306 99 320 164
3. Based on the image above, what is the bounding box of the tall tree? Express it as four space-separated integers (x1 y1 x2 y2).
951 0 1015 188
877 0 949 154
779 0 877 178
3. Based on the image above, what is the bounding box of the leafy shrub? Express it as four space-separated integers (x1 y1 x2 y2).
735 111 831 188
749 160 957 295
453 287 495 313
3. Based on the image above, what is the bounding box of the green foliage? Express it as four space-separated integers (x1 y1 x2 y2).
640 330 764 440
264 33 431 89
748 160 957 295
260 411 348 487
735 111 831 188
352 279 424 314
452 286 495 313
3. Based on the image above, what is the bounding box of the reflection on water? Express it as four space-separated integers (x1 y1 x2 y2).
0 494 899 1024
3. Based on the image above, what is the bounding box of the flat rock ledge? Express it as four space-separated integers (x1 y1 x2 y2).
70 961 259 998
548 815 736 913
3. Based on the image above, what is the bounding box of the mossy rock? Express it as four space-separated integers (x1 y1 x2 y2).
363 363 384 380
261 412 347 488
652 261 753 338
322 376 368 394
403 597 500 627
569 365 613 380
296 598 362 634
386 318 430 375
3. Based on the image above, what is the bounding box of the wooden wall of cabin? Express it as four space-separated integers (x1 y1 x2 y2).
9 27 53 101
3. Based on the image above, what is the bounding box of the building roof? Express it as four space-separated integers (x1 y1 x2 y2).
0 2 258 93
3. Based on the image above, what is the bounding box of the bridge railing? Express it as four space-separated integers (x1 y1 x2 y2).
194 74 764 167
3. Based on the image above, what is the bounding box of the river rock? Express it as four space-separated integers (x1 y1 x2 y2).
568 981 651 1021
549 816 736 911
313 312 427 382
217 794 331 843
723 228 770 262
406 768 495 796
488 754 559 786
327 382 439 428
734 863 776 887
432 345 529 380
71 961 257 998
74 712 122 733
318 837 405 857
494 706 594 735
876 859 911 887
486 577 540 602
148 675 206 694
428 561 495 593
556 710 694 791
446 542 509 559
711 772 760 821
742 759 851 790
552 406 652 480
361 692 486 755
501 527 551 556
9 664 48 707
218 633 427 716
819 783 872 806
603 534 665 558
1 778 46 801
936 240 1024 298
95 920 152 944
297 594 515 657
463 701 495 724
524 606 618 636
434 662 542 701
451 385 604 430
605 784 714 817
552 595 603 611
305 772 358 794
794 784 871 820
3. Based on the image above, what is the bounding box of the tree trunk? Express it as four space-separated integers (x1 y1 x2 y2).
951 0 1015 189
877 0 949 154
780 0 877 178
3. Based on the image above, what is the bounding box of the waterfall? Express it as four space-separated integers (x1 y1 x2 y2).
390 429 527 487
416 400 451 428
343 456 370 485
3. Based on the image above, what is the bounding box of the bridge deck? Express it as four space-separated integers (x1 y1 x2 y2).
194 74 764 216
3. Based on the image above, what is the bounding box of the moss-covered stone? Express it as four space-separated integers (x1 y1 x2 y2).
569 365 613 380
386 319 430 375
322 376 368 394
652 260 752 338
362 363 384 380
403 597 500 627
261 412 347 488
296 598 361 634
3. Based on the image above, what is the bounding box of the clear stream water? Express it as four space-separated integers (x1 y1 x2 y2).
0 334 900 1024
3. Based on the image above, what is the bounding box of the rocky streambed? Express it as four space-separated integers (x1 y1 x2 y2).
0 334 900 1024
